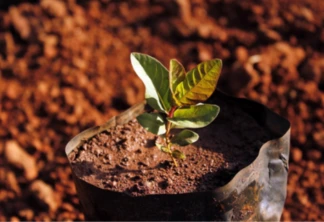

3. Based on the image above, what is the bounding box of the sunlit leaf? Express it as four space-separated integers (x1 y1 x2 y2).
172 150 186 160
168 104 220 128
169 59 186 106
131 53 171 112
174 59 222 105
137 113 166 135
169 59 186 92
171 129 199 146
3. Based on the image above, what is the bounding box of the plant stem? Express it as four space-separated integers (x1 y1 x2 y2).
166 106 178 167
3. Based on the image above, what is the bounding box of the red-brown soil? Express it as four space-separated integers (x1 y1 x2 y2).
68 97 272 196
0 0 323 221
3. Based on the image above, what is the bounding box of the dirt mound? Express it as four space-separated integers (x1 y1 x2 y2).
0 0 323 220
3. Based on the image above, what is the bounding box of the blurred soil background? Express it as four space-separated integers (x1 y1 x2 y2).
0 0 323 221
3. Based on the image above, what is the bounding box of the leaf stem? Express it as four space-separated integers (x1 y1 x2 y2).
166 106 178 166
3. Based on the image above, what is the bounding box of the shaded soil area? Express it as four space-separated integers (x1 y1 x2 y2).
69 97 272 196
0 0 323 221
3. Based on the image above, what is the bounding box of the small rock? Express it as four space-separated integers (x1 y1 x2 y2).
291 148 303 162
78 150 87 162
90 144 102 156
152 154 158 161
144 181 153 189
44 44 57 59
94 148 102 157
198 43 212 61
18 209 34 221
10 216 19 222
82 144 88 151
5 81 22 100
61 203 74 212
9 7 30 40
41 0 67 17
29 180 59 212
5 140 38 180
300 58 324 83
313 131 324 149
235 46 248 63
0 168 20 194
259 26 282 42
7 171 21 194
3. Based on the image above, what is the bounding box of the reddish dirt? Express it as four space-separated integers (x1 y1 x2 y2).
68 97 272 196
0 0 323 221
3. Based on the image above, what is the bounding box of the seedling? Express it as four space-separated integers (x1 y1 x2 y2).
131 53 222 166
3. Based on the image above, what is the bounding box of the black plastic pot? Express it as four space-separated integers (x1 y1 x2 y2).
65 90 290 221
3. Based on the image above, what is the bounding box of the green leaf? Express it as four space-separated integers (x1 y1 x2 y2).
172 150 186 160
171 129 199 146
156 143 171 153
131 53 171 112
168 104 220 128
136 113 166 135
169 59 186 92
174 59 222 105
169 59 186 106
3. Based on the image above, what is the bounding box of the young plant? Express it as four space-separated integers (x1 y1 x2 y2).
131 53 222 166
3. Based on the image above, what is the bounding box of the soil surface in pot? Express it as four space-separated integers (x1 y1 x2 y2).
68 98 272 196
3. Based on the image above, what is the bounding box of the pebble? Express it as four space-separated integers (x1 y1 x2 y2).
61 203 74 212
313 131 324 149
90 144 102 156
78 150 87 162
41 0 67 17
94 149 102 157
9 7 30 40
5 140 38 180
29 180 60 212
6 170 21 194
18 209 34 221
144 181 153 189
0 169 17 194
235 46 248 63
291 148 303 162
10 216 19 222
82 144 88 150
